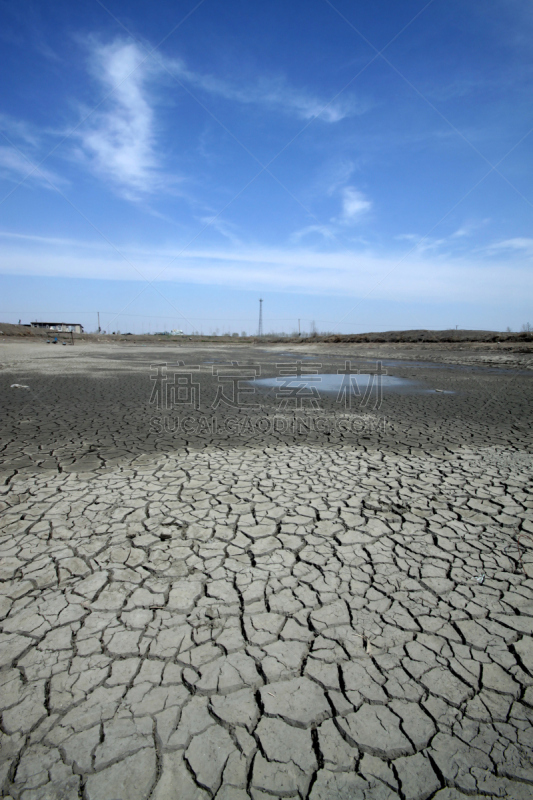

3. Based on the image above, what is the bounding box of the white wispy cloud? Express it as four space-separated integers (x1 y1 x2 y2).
168 58 361 123
290 224 336 242
0 146 64 188
0 113 40 147
324 160 358 196
74 37 358 199
451 225 472 238
292 185 371 241
77 39 165 198
196 215 243 245
486 237 533 253
340 186 372 223
395 231 474 256
0 231 99 247
396 234 449 255
1 37 362 201
1 231 531 306
0 113 66 188
396 225 529 259
451 219 490 238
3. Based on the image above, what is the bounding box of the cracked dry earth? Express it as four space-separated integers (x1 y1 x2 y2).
1 344 533 800
2 448 533 800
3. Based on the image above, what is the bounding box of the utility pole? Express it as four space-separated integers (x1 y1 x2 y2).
258 298 263 337
97 312 101 333
298 319 301 337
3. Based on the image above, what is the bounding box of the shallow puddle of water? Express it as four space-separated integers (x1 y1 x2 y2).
250 373 454 395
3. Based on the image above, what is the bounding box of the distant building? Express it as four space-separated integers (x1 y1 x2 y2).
30 322 84 334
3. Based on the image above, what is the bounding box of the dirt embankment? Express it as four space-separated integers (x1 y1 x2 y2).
2 322 533 348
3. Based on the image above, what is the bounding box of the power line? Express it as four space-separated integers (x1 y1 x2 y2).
1 311 485 330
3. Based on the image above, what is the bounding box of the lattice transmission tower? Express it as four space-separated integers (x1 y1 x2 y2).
257 298 263 336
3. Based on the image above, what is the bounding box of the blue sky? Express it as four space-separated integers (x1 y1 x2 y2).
0 0 531 334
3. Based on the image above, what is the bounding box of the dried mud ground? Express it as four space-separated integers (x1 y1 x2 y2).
1 340 533 800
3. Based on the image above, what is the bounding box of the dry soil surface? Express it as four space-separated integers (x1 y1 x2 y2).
0 340 532 800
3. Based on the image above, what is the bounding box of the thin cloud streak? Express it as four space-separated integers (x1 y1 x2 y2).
1 234 530 304
291 224 337 242
485 237 533 255
0 145 65 188
168 58 363 122
0 113 41 147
